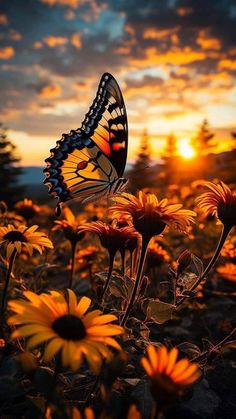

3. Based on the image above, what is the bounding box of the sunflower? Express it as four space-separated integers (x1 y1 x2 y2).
0 224 53 259
141 345 201 404
14 198 40 221
110 191 196 240
195 181 236 230
8 289 124 373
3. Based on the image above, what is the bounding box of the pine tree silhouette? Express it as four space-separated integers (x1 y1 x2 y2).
128 129 153 192
161 133 178 184
192 119 215 156
0 124 24 206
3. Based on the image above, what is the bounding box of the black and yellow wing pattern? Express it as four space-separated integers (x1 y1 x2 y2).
43 73 128 215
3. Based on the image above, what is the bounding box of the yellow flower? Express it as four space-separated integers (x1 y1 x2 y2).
141 345 201 401
126 405 141 419
196 181 236 229
52 206 85 245
0 224 53 259
217 263 236 282
46 406 94 419
14 198 40 221
110 191 196 239
146 241 170 268
8 289 124 373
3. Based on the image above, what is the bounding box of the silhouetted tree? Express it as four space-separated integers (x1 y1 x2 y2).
163 132 178 159
0 124 24 206
161 133 178 184
192 119 215 156
128 129 154 192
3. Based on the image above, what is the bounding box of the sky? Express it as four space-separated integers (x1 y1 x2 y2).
0 0 236 166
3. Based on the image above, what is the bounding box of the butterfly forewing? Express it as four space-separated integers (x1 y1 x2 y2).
43 73 128 214
81 73 128 177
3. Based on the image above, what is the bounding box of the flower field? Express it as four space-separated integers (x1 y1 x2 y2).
0 180 235 418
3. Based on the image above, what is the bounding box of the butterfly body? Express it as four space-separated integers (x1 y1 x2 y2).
44 73 128 215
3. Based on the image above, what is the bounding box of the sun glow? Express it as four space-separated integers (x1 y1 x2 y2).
178 138 196 159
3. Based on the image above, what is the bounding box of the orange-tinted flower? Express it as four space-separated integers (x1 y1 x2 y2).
78 221 139 256
14 198 40 221
217 263 236 282
0 202 24 227
52 207 85 245
221 236 236 259
0 224 53 259
141 345 201 403
46 406 94 419
127 404 141 419
110 191 196 239
196 181 236 229
146 241 170 268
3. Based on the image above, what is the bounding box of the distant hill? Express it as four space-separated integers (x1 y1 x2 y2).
19 166 44 185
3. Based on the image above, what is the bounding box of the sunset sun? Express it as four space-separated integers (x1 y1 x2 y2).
178 138 196 159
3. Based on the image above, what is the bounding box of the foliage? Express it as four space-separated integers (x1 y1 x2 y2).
0 124 24 206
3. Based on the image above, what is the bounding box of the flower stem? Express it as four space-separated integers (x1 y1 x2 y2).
177 225 231 306
1 249 17 316
43 358 61 418
121 236 150 326
121 249 126 277
101 251 115 303
69 242 77 289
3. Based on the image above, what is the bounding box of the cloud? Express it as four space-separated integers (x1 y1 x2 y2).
9 29 22 41
130 47 207 67
43 35 68 47
197 30 221 50
40 0 82 7
64 9 76 20
0 14 8 25
175 7 193 17
71 32 82 49
37 83 62 98
219 59 236 70
0 46 15 59
143 27 179 40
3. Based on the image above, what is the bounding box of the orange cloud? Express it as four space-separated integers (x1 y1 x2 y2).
38 83 62 98
40 0 82 7
114 46 131 55
9 29 22 41
33 41 43 49
64 9 76 20
0 14 8 25
131 47 207 67
43 35 68 47
176 7 193 16
0 46 15 60
143 27 179 40
71 32 82 49
219 59 236 70
197 30 221 50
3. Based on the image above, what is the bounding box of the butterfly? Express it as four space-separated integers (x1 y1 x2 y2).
43 73 128 216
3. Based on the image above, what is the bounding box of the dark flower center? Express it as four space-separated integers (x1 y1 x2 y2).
4 231 27 243
52 314 87 341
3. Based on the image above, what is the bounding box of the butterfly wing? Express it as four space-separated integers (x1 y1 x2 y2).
80 72 128 178
43 73 128 214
